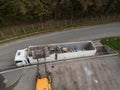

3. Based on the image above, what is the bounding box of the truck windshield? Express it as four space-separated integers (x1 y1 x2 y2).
15 61 22 63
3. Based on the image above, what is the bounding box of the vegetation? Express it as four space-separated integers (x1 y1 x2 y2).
0 0 120 43
101 37 120 53
0 0 120 26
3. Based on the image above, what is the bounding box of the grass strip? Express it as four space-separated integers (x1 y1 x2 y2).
101 37 120 53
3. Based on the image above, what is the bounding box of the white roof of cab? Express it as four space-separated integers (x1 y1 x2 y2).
14 49 27 61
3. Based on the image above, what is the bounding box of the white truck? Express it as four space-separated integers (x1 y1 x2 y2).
14 41 97 67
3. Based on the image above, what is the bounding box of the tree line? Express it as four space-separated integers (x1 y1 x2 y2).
0 0 120 26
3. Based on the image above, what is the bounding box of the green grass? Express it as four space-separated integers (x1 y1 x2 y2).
101 37 120 53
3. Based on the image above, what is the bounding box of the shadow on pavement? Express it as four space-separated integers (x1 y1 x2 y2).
0 73 22 90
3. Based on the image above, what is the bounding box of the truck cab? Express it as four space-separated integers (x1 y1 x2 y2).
14 49 29 67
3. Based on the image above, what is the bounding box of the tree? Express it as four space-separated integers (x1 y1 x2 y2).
0 0 119 26
79 0 93 17
58 0 73 19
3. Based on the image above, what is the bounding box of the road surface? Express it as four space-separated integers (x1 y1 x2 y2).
0 23 120 67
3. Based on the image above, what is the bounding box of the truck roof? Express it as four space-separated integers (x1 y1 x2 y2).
14 49 26 61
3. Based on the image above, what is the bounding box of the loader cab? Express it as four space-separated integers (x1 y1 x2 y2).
36 77 51 90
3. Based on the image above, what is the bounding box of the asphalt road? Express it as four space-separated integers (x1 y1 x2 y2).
0 23 120 67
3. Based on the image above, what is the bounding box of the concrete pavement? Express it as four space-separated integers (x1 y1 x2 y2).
0 68 24 90
12 55 120 90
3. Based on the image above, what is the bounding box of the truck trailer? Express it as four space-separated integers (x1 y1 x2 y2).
14 41 96 67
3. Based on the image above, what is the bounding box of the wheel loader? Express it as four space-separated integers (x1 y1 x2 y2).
35 45 52 90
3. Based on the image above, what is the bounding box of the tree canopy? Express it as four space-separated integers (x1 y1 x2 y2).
0 0 120 25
